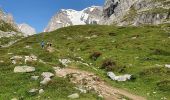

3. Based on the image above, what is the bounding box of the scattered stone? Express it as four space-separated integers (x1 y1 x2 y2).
132 37 137 39
39 59 46 64
107 72 131 82
25 54 37 63
10 56 23 60
40 78 51 85
31 76 39 80
12 60 17 64
46 47 55 53
11 98 18 100
8 53 13 55
153 91 156 94
39 89 44 94
165 64 170 68
0 60 4 63
10 56 23 64
28 88 38 95
14 66 35 73
59 59 71 67
68 93 79 99
41 72 54 78
75 87 87 93
98 94 103 98
24 45 32 49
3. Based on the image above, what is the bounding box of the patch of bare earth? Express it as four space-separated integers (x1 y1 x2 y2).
54 68 146 100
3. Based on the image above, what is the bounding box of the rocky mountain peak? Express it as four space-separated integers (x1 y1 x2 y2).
44 6 103 32
18 23 36 36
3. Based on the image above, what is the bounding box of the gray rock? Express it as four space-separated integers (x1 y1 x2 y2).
41 72 54 78
14 66 35 73
31 76 39 80
165 64 170 68
100 0 170 25
40 77 51 85
39 89 44 94
107 72 131 81
68 93 79 99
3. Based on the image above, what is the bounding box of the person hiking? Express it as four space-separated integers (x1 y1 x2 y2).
41 41 45 48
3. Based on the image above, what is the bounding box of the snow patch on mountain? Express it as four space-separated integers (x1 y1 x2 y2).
44 6 103 32
18 24 36 36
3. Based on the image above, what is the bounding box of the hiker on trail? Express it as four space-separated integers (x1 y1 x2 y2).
41 41 45 48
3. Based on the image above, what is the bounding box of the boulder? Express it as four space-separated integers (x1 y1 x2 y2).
31 76 39 80
165 64 170 68
107 72 131 82
41 72 54 78
25 54 37 63
68 93 79 99
28 88 38 95
14 66 35 73
39 89 44 94
40 78 51 85
59 59 71 67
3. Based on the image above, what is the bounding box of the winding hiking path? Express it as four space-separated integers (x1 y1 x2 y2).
54 67 146 100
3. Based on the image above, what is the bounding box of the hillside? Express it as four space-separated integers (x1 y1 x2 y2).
0 24 170 100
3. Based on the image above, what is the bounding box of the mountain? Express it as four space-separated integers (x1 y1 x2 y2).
0 9 19 32
100 0 170 26
18 24 36 36
0 9 36 38
44 6 103 32
45 0 170 32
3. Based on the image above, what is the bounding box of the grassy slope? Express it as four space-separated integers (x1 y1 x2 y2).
0 24 170 100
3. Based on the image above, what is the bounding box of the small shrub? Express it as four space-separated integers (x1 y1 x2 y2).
108 32 117 36
157 80 170 91
101 59 116 71
90 52 102 61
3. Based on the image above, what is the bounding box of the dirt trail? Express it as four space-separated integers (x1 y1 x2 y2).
54 67 146 100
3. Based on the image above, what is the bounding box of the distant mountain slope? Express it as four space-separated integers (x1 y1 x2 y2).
45 0 170 31
18 23 36 36
100 0 170 26
44 6 103 32
0 9 36 37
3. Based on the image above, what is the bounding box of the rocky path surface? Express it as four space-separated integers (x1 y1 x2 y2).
54 67 146 100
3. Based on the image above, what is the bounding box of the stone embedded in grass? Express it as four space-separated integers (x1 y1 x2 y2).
41 72 54 78
40 77 51 85
165 64 170 68
11 98 18 100
68 93 79 99
10 56 23 60
24 45 32 49
39 89 44 94
14 66 35 73
10 56 23 64
28 88 38 96
59 59 71 67
107 72 131 82
25 54 37 63
31 76 39 80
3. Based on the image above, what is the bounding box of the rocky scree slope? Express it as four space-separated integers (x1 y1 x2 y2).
100 0 170 26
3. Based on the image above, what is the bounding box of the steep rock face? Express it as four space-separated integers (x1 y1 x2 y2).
0 9 19 31
44 6 103 32
100 0 170 26
18 24 36 36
